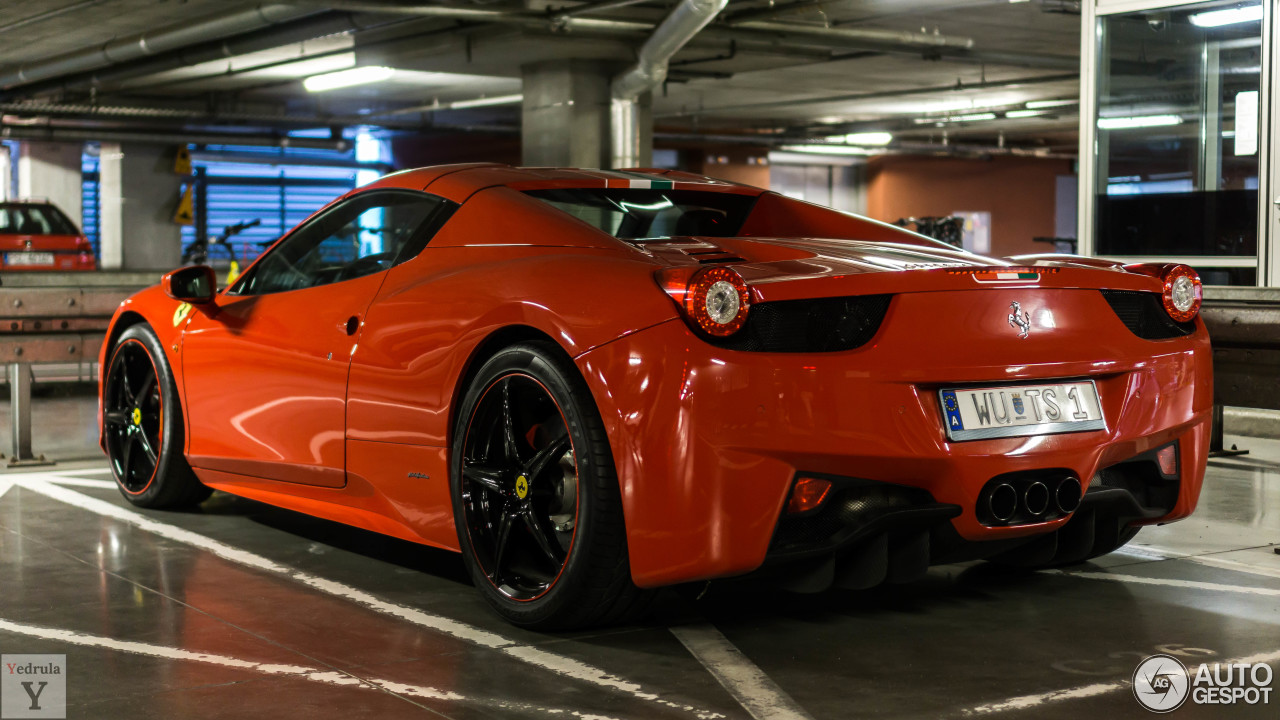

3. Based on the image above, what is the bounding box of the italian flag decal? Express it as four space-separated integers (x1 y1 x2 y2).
598 170 675 189
972 270 1040 283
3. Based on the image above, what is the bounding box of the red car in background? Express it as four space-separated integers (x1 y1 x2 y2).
0 200 97 271
95 164 1211 629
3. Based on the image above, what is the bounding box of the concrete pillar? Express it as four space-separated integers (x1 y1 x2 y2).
521 60 652 169
16 141 83 228
0 145 11 202
99 143 183 271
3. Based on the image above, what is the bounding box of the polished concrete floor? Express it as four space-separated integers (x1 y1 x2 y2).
2 387 1279 719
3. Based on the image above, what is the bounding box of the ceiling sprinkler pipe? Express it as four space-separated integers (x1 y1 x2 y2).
730 20 974 49
611 0 729 169
0 4 321 89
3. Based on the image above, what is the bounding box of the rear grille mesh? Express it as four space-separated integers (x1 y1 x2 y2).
710 294 892 353
1100 290 1195 340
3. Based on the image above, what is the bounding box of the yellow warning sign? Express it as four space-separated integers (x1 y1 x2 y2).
174 145 192 175
174 185 194 225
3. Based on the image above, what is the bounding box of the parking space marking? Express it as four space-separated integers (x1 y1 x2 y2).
1049 569 1280 596
0 480 11 498
1181 553 1280 580
0 617 628 719
8 472 724 720
43 476 118 489
671 624 815 720
40 467 115 476
1111 544 1280 580
963 647 1280 715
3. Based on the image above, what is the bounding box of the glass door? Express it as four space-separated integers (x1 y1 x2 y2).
1087 0 1267 286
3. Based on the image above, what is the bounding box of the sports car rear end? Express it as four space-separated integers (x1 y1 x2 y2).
576 237 1211 590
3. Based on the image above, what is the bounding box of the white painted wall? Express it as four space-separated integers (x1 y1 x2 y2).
17 141 83 228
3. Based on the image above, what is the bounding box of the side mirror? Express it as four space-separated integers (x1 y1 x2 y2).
163 265 217 304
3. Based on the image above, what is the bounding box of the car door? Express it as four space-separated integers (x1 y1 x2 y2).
181 189 453 487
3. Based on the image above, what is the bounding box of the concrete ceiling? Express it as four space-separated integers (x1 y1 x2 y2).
0 0 1090 155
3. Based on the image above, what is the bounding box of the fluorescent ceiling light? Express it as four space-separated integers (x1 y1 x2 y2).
1235 90 1259 155
843 131 893 145
304 66 395 92
1026 98 1076 109
780 144 875 156
446 94 524 109
1098 114 1182 129
1189 5 1262 27
914 112 997 124
1006 109 1046 118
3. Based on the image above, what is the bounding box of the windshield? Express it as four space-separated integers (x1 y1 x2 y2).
525 189 756 239
0 204 79 235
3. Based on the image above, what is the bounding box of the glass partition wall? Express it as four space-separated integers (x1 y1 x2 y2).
1080 0 1272 286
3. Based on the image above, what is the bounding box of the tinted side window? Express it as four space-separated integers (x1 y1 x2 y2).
233 191 452 296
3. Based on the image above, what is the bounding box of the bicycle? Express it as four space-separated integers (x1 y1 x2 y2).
182 219 261 286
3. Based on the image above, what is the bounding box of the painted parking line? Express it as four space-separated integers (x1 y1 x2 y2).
0 480 11 499
6 473 723 720
43 476 118 489
1112 544 1280 581
671 624 815 720
0 617 625 720
963 647 1280 715
1048 569 1280 597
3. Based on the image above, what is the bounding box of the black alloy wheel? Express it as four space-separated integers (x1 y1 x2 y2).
104 339 164 493
460 373 577 601
103 324 210 508
451 341 650 629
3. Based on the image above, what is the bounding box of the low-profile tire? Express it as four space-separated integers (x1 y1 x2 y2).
103 324 211 509
450 340 649 630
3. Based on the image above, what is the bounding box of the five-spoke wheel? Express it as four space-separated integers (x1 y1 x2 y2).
103 324 210 508
461 374 578 601
104 339 164 494
451 341 649 629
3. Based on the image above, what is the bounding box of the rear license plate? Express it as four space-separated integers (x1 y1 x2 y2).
5 252 54 266
939 381 1105 441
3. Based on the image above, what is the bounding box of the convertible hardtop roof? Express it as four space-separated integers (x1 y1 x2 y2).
367 163 765 203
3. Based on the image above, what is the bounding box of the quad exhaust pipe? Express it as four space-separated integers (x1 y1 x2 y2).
1055 476 1082 514
1023 482 1050 517
987 483 1018 523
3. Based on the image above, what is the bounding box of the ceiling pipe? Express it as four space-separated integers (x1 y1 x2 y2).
0 123 350 150
728 19 973 49
286 1 974 51
553 0 655 22
0 4 324 90
611 0 728 168
283 1 652 32
5 13 435 101
658 71 1078 117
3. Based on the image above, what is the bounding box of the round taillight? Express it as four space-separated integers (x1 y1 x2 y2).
1161 264 1202 323
683 267 750 337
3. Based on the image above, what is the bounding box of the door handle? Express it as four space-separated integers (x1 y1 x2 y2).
344 315 359 336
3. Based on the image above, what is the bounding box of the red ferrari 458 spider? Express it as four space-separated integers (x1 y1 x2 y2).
98 164 1211 629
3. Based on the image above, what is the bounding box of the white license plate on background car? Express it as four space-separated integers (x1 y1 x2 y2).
939 381 1105 441
5 252 54 266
